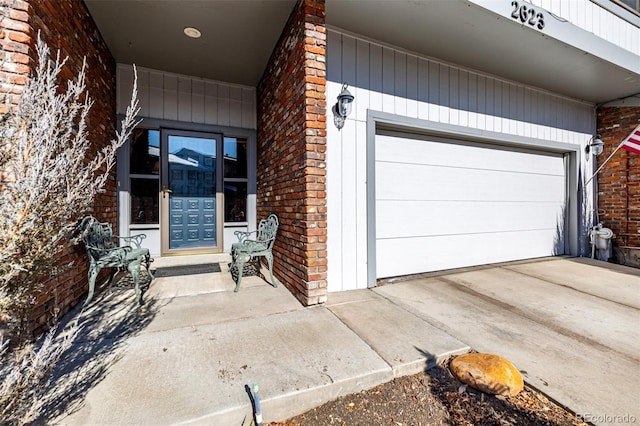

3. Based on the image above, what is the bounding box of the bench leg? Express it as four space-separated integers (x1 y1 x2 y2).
234 256 246 293
128 260 144 305
145 253 155 280
265 253 277 288
83 265 100 308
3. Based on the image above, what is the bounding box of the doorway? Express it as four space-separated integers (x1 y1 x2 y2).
160 129 223 254
120 125 256 257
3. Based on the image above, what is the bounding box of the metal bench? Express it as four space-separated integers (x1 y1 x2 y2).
230 214 279 292
78 216 154 307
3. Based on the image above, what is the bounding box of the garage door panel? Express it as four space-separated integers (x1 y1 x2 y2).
374 133 567 278
376 162 566 202
376 200 566 239
376 230 562 278
377 134 565 175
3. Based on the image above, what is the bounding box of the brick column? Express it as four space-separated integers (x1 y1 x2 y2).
257 0 328 305
597 106 640 265
1 0 117 335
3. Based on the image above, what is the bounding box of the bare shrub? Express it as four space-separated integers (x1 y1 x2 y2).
0 322 80 425
0 30 140 425
0 35 140 342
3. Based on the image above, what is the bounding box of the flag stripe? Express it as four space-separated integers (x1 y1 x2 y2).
622 140 640 155
622 125 640 155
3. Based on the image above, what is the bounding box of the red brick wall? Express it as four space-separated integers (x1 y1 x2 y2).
0 0 32 113
597 106 640 264
257 0 327 305
1 0 116 334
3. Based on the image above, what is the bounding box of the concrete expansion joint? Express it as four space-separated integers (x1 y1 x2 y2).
134 308 305 338
437 276 640 364
499 262 572 286
501 263 638 309
323 306 395 372
372 287 469 344
325 297 376 307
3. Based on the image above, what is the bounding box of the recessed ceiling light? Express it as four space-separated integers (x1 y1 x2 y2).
183 27 201 39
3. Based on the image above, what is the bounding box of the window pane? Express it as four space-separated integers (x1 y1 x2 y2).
130 129 160 175
167 135 217 249
131 178 159 224
614 0 639 12
223 137 247 178
225 182 247 222
168 135 216 197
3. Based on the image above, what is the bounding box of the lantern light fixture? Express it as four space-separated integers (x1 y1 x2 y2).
585 135 604 158
333 83 354 130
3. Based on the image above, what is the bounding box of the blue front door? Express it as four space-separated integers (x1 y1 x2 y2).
161 130 223 253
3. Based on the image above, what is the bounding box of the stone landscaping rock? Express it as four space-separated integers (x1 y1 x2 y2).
450 353 524 396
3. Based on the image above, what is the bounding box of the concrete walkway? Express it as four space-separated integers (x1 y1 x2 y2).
45 256 639 425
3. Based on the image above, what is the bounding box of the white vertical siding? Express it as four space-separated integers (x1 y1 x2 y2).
326 30 596 292
117 64 257 129
149 71 164 118
163 75 178 121
204 81 218 125
327 30 343 290
528 0 640 55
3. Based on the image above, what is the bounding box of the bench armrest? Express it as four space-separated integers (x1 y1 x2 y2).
234 230 257 243
116 234 146 249
235 239 269 255
85 244 132 261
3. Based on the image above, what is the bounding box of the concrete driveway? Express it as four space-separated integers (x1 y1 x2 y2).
47 256 639 425
371 257 640 424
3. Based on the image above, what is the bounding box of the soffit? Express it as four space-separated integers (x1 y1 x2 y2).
326 0 640 104
84 0 640 103
83 0 296 87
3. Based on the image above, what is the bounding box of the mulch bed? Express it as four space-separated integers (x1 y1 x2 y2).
268 357 589 426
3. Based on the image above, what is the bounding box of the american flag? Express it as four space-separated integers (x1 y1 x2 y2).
622 124 640 155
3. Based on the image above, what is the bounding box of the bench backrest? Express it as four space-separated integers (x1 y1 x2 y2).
256 214 279 250
79 216 117 260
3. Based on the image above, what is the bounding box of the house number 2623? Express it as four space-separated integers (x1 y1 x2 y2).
510 1 545 30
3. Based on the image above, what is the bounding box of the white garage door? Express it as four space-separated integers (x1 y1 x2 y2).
375 133 567 278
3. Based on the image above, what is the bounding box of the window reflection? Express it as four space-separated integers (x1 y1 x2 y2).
168 135 216 197
224 137 248 223
130 129 160 175
225 182 247 222
224 138 247 178
131 178 159 224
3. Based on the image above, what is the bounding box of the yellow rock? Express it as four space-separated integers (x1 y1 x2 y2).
450 353 524 396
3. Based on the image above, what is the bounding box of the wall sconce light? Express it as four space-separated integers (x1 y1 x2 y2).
332 83 354 130
585 135 604 159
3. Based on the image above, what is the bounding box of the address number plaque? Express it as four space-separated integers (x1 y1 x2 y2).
510 1 545 30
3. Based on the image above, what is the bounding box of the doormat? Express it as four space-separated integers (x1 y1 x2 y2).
153 263 221 278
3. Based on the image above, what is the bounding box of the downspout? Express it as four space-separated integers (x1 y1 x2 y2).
593 156 599 230
626 152 630 246
591 161 600 259
591 126 597 260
